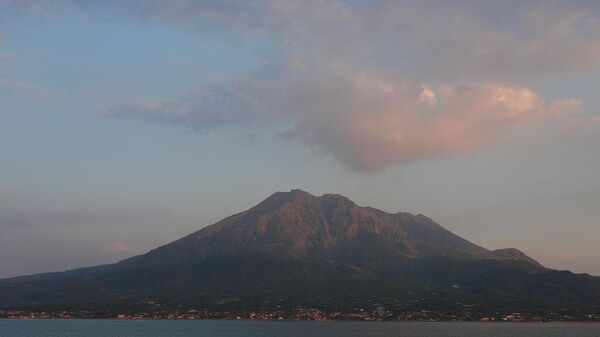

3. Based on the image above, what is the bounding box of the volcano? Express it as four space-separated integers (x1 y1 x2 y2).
1 190 598 316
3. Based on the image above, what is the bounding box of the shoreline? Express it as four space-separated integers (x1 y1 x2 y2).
2 318 600 323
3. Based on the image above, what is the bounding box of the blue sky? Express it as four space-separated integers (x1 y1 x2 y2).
1 1 599 278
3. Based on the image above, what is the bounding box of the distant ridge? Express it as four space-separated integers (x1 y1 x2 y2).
1 189 599 317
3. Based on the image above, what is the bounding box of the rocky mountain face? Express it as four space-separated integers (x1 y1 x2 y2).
0 190 598 314
137 189 536 268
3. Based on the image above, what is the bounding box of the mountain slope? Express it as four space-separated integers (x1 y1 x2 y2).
1 190 598 316
137 190 523 267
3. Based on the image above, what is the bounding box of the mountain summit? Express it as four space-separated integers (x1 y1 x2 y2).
0 190 598 316
141 189 539 268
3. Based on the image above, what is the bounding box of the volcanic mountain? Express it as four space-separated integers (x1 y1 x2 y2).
1 190 599 315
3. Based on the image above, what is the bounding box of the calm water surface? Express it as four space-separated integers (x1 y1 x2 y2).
1 320 599 337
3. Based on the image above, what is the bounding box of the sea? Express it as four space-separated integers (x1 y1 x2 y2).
1 320 600 337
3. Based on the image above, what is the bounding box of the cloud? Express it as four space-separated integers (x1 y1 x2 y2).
107 75 582 171
419 85 437 107
0 78 41 92
4 0 598 171
0 53 16 62
59 0 598 82
105 77 284 128
0 217 33 235
282 80 581 172
102 240 135 253
0 47 43 93
8 1 599 81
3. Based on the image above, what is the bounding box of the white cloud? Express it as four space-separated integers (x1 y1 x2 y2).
419 85 437 107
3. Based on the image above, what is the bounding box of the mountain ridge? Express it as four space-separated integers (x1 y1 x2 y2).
1 189 598 317
136 189 538 267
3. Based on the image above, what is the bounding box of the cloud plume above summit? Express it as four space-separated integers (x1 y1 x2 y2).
7 0 598 171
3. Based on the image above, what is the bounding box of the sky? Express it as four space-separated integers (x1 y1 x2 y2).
1 0 599 278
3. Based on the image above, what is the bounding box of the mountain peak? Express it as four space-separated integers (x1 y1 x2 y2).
252 189 315 210
141 190 541 270
256 189 358 212
6 190 595 317
269 188 315 201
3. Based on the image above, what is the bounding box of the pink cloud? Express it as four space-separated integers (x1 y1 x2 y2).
102 240 133 253
69 0 594 172
105 74 585 173
283 79 582 172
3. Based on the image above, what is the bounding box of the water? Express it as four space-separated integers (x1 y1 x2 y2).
1 320 599 337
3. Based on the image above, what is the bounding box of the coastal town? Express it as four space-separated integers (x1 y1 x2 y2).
1 308 598 322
